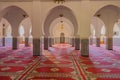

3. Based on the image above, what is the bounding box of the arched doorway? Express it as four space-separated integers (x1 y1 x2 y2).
49 17 74 44
113 21 120 46
93 5 120 50
0 18 12 47
19 17 32 47
0 6 31 49
43 5 78 49
90 16 106 47
19 25 25 44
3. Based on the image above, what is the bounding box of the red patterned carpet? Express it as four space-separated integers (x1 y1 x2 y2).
0 44 120 80
0 46 40 80
0 44 85 80
79 45 120 80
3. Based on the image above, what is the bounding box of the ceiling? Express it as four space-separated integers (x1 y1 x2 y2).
0 0 117 2
0 0 33 2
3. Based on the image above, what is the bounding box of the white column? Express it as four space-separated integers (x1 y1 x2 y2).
32 0 42 56
12 26 19 50
106 25 113 50
77 2 91 57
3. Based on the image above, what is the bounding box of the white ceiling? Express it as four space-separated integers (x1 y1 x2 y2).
1 0 116 2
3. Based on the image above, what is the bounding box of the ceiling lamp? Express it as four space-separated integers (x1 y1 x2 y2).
59 14 64 30
54 0 65 4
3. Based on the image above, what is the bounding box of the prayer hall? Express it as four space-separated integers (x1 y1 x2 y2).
0 0 120 80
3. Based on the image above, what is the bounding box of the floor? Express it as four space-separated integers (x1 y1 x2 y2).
0 44 120 80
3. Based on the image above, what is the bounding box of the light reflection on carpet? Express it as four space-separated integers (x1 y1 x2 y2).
78 45 120 80
1 44 120 79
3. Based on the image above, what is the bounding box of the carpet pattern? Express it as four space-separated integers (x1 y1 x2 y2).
78 45 120 80
0 46 40 80
0 44 84 80
1 44 120 80
21 46 83 80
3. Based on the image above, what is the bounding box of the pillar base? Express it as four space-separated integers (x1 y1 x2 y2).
12 37 18 50
2 37 5 46
71 37 75 47
81 39 89 57
25 37 29 47
49 37 52 47
106 38 113 50
81 55 89 57
89 37 93 45
96 38 100 47
33 38 42 56
75 37 80 50
108 49 112 50
51 38 54 46
44 37 48 50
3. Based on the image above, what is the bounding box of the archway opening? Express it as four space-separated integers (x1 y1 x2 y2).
19 25 25 44
50 17 74 44
43 5 78 49
19 17 33 47
0 6 32 48
93 5 120 50
0 18 12 46
100 25 106 44
113 21 120 46
90 17 106 46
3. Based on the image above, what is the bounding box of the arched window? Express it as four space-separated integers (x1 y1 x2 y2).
19 25 25 37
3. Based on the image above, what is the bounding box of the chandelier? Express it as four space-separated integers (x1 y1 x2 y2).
59 14 64 30
54 0 65 4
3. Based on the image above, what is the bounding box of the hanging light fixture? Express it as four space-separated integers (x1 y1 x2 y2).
2 24 6 36
58 5 64 30
60 23 64 30
59 13 64 30
54 0 65 4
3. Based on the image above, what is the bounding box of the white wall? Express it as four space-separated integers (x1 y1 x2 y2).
0 0 120 39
